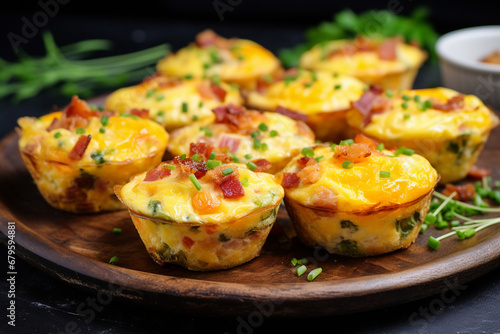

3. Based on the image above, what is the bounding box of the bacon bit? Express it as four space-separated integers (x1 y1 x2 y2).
204 225 217 235
281 172 301 189
297 156 314 166
74 175 94 189
192 190 222 215
273 106 307 122
219 174 245 199
352 86 391 125
64 96 100 119
206 164 240 185
189 142 213 160
144 165 172 182
377 37 400 61
251 159 272 173
297 160 321 185
68 135 91 161
213 104 246 124
442 183 476 202
219 135 241 153
467 165 492 179
129 108 149 119
334 142 372 163
210 82 227 102
182 236 195 249
296 120 314 139
432 95 465 112
173 156 207 179
195 29 219 47
353 133 379 149
94 178 108 192
311 186 338 210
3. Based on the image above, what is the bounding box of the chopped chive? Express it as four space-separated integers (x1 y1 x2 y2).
424 100 433 109
192 115 199 121
269 130 279 137
244 154 253 160
99 127 106 133
189 174 202 191
228 153 239 163
296 265 307 277
155 95 164 102
413 95 421 102
450 220 460 227
305 82 313 88
402 94 411 101
385 90 394 97
291 258 298 266
251 130 261 138
395 147 414 156
428 236 440 250
334 84 341 90
377 143 385 151
301 147 314 158
253 138 261 149
425 214 436 225
435 219 449 230
420 224 428 233
206 160 222 169
297 258 308 265
246 161 258 171
401 102 408 109
146 88 156 97
241 177 249 187
342 160 354 169
330 143 337 151
211 74 221 85
181 102 188 113
339 139 354 146
403 114 411 120
199 126 213 137
113 227 122 234
258 123 268 131
75 128 86 134
191 153 202 162
165 164 176 170
54 131 62 139
100 115 109 127
307 268 322 281
209 152 216 160
379 171 391 178
222 167 234 176
311 71 318 81
198 101 204 108
315 155 325 162
261 142 269 151
184 74 193 79
180 154 187 160
109 256 119 265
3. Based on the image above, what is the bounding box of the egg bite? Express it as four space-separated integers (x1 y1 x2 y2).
346 86 499 184
17 96 169 213
104 73 243 132
277 135 439 256
167 104 316 174
299 36 427 90
246 68 367 142
114 145 284 271
156 29 281 90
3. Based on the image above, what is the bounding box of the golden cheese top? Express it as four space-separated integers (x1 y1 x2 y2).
18 110 169 166
104 74 243 132
346 87 499 140
118 162 284 225
246 70 367 114
280 144 438 212
299 37 427 77
167 107 315 168
156 30 280 85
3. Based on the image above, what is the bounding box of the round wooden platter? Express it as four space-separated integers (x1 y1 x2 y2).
1 123 500 318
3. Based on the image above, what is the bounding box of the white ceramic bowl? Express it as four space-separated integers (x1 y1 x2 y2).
436 26 500 111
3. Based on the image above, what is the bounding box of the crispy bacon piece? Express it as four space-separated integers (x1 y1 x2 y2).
219 174 245 199
213 104 246 124
273 106 307 122
311 186 338 210
432 95 465 112
442 183 476 202
173 156 207 179
251 159 272 173
210 83 227 102
354 133 379 149
68 135 91 161
190 142 213 160
334 142 372 163
297 159 321 184
297 156 314 166
144 165 172 182
206 164 240 186
352 85 391 125
129 108 149 119
281 172 301 189
64 96 100 119
182 236 195 249
467 165 492 179
195 29 219 47
219 135 241 153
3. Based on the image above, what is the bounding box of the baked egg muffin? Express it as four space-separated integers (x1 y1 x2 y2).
115 144 284 271
168 104 315 174
246 68 367 142
17 96 169 213
278 134 439 256
299 36 427 90
104 73 243 132
346 86 499 184
156 29 281 90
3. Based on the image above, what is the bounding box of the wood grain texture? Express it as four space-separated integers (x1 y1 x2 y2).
1 109 500 317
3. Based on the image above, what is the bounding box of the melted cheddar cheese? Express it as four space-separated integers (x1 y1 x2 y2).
281 145 438 212
246 70 367 114
104 75 243 132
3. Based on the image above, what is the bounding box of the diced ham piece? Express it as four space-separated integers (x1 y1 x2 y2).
352 85 391 125
190 142 214 160
273 106 307 122
281 173 301 189
219 135 241 153
251 159 272 173
68 135 91 161
377 37 399 61
219 174 245 198
210 83 227 102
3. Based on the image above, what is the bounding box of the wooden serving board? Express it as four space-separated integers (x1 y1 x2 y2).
1 112 500 317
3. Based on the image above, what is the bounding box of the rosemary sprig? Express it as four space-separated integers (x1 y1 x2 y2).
0 31 170 103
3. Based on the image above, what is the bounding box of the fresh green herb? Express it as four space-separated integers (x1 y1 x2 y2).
339 139 354 146
109 256 119 265
261 143 269 151
190 153 202 162
199 126 213 137
181 102 188 113
270 130 279 137
385 90 394 98
75 127 86 134
222 167 234 176
307 268 322 281
206 160 222 169
296 265 307 277
377 143 385 151
246 161 258 171
334 84 342 90
291 258 298 266
228 153 239 163
100 115 109 127
258 123 268 131
253 138 261 149
301 147 315 158
401 102 409 109
189 174 202 191
342 160 354 169
241 178 249 187
277 7 439 67
315 155 325 162
180 154 187 160
395 147 414 156
379 171 391 178
244 154 253 160
90 151 106 164
54 131 62 139
155 95 165 102
403 114 411 120
113 227 122 234
146 88 156 97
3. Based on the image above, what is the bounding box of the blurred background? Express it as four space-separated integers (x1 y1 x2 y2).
0 0 497 136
